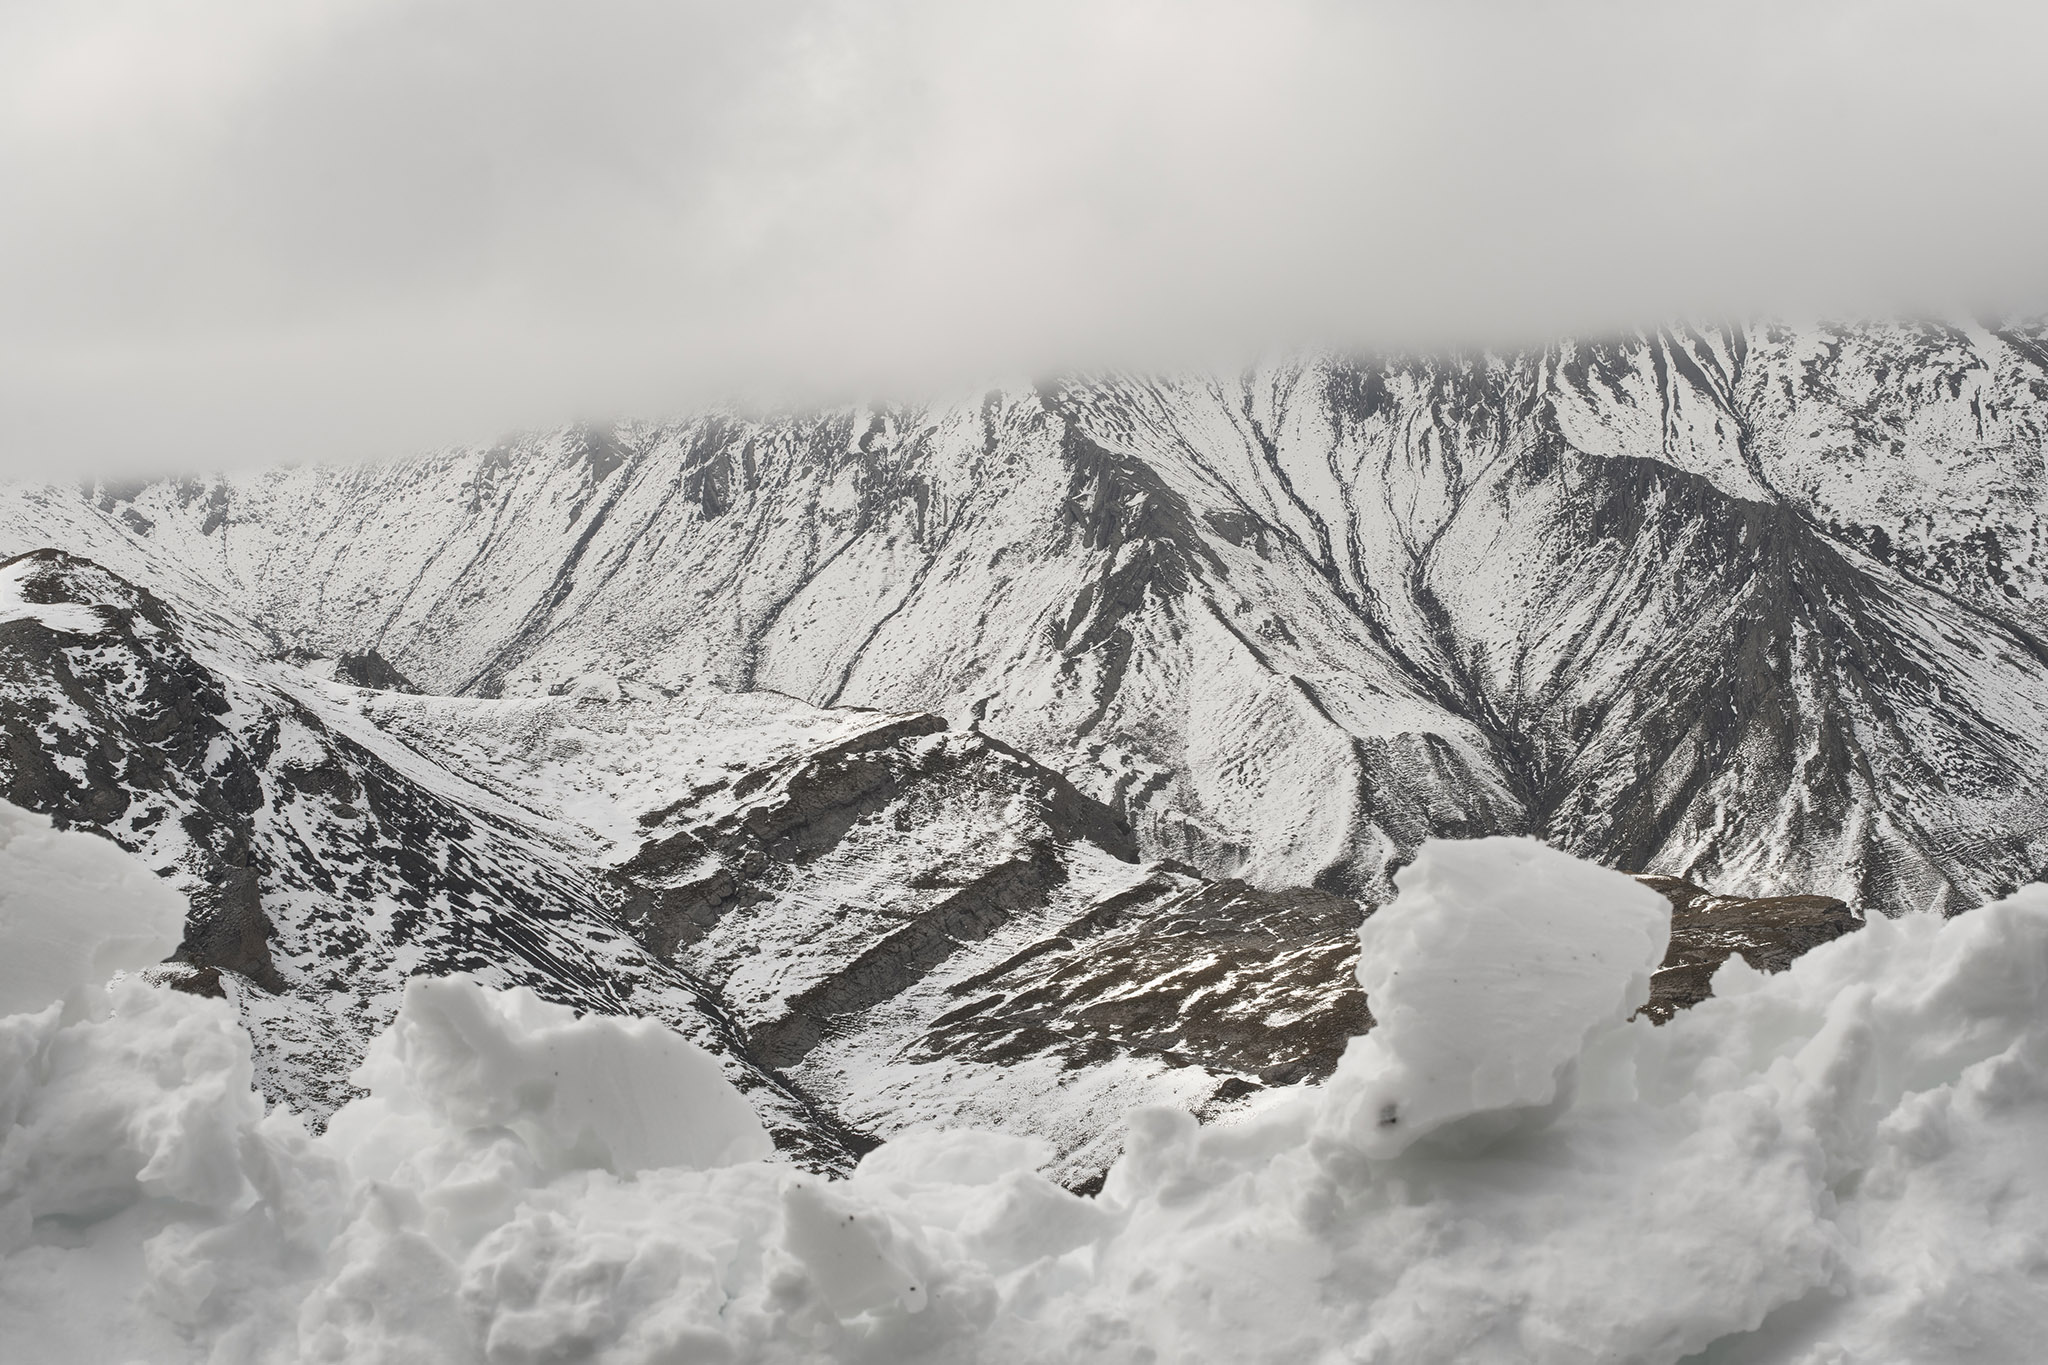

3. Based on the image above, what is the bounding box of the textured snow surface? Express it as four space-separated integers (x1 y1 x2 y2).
1318 838 1669 1157
6 806 2048 1364
0 803 186 1018
340 976 773 1178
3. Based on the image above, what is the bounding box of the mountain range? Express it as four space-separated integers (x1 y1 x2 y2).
4 318 2040 1176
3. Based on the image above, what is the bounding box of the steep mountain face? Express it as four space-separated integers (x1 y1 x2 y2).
57 320 2048 913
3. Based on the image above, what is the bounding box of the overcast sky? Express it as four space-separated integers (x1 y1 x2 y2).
4 0 2047 477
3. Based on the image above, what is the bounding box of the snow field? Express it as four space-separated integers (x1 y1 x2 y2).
3 809 2047 1362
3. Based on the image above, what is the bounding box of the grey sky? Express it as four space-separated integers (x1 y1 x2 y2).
4 0 2047 477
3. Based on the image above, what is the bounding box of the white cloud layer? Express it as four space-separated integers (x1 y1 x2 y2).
4 0 2048 476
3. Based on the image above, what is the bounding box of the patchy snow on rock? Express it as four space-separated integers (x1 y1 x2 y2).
4 805 2047 1363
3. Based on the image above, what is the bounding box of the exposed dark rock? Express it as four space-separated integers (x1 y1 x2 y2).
177 861 285 993
147 962 228 999
335 649 418 693
884 861 1872 1124
911 874 1371 1093
1636 875 1864 1023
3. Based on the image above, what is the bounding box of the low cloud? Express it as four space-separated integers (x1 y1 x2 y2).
4 0 2047 476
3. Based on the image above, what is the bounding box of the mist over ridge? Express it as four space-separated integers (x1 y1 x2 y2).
6 0 2048 476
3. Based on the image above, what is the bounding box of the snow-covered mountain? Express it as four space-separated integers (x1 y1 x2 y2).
59 320 2048 913
2 318 2037 1178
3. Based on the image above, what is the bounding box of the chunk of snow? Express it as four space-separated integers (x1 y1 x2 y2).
1318 836 1670 1157
0 802 185 1018
334 974 772 1176
782 1179 928 1317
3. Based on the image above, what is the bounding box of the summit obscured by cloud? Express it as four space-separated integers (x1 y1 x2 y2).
4 0 2047 476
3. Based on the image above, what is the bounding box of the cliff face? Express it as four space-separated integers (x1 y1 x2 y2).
43 321 2048 913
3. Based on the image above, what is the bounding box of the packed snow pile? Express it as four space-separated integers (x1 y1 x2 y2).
1318 840 1670 1158
4 819 2047 1363
0 802 186 1018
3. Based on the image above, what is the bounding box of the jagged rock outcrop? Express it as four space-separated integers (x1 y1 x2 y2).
334 648 417 693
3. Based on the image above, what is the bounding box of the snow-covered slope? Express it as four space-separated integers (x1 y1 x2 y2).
62 321 2048 913
7 821 2046 1365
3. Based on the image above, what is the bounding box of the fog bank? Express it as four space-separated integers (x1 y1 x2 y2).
4 0 2047 476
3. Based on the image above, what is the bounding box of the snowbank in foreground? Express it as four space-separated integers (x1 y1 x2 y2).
0 802 186 1018
3 817 2047 1364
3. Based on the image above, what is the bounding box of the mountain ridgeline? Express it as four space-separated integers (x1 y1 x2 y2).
48 321 2048 915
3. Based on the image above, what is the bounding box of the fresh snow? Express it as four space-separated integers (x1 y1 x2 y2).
0 802 186 1018
1317 838 1669 1158
338 976 773 1178
5 802 2048 1364
0 556 104 637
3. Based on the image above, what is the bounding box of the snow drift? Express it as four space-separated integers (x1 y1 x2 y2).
0 801 186 1019
3 810 2047 1364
